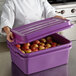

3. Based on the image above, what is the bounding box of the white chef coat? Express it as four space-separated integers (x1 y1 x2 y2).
0 0 56 35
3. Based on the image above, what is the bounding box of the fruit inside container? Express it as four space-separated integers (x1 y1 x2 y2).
15 35 61 54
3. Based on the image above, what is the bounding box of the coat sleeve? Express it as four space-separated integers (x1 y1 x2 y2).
0 0 15 35
42 0 56 18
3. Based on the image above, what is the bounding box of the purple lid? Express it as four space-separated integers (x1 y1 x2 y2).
11 17 72 44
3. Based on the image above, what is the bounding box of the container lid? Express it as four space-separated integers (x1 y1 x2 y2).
11 17 72 44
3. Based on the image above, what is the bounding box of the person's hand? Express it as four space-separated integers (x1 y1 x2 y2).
54 15 66 19
2 26 14 42
6 32 14 42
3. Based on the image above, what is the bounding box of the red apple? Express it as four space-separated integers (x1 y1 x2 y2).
45 46 49 49
21 46 25 50
45 43 52 48
32 48 38 52
47 40 53 44
39 46 45 50
31 47 36 50
25 46 30 49
30 44 33 48
33 40 40 44
25 49 32 53
51 42 57 47
32 44 39 48
39 42 45 46
35 48 38 52
22 46 29 50
16 44 21 48
23 43 30 47
40 38 46 43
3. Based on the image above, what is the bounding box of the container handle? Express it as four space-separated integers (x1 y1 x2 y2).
7 41 25 56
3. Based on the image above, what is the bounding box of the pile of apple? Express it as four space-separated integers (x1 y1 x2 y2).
16 36 60 53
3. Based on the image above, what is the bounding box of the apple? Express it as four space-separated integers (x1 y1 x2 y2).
51 42 57 47
32 44 39 48
31 47 36 50
39 46 45 50
47 40 52 44
46 43 52 48
25 49 32 53
45 46 49 49
16 44 21 48
22 46 29 50
30 44 39 51
25 46 30 49
33 40 40 44
23 43 30 47
46 36 52 41
18 48 25 54
21 46 25 50
39 42 45 46
32 48 38 52
34 48 38 52
21 50 25 54
18 48 21 51
40 38 46 43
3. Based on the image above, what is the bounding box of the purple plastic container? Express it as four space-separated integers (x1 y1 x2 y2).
12 62 68 76
7 17 72 74
11 17 72 44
